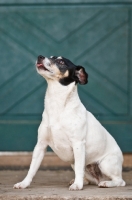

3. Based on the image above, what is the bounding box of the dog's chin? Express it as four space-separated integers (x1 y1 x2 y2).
36 67 54 80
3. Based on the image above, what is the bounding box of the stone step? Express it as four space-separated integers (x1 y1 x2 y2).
0 170 132 200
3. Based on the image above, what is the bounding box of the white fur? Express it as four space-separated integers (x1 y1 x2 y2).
57 56 62 59
14 58 125 190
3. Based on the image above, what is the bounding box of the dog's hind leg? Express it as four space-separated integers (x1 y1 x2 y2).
14 123 48 189
70 163 103 186
98 154 126 188
85 163 102 185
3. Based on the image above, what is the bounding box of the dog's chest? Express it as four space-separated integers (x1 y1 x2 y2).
48 125 74 162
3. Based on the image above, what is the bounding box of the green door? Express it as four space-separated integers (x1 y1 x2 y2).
0 1 132 152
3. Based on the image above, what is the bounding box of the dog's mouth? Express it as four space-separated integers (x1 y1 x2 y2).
36 63 49 71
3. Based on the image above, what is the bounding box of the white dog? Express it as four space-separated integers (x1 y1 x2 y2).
14 55 126 190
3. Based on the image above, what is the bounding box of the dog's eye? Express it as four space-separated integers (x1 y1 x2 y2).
53 56 57 59
58 60 65 65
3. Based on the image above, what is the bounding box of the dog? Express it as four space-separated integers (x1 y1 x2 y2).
14 55 126 190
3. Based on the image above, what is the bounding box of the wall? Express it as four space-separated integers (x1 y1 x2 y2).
0 0 132 152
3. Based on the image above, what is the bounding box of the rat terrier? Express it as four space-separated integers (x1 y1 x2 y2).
14 55 125 190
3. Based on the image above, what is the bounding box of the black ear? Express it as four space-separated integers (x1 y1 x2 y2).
75 66 88 85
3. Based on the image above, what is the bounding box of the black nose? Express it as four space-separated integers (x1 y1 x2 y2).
38 55 45 61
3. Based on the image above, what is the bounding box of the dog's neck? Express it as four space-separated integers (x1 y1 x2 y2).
44 79 81 113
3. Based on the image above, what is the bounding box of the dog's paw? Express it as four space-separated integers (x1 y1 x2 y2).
98 181 117 188
69 183 83 191
69 179 75 185
13 180 30 189
98 181 108 188
98 180 126 188
69 178 89 186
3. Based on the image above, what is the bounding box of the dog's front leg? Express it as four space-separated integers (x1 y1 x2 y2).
14 124 48 189
69 140 85 191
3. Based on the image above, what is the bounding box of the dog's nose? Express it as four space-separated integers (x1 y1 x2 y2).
38 55 45 61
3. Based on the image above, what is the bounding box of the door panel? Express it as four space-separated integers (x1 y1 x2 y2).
0 3 132 152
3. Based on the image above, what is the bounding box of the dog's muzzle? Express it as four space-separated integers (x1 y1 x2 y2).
36 55 49 71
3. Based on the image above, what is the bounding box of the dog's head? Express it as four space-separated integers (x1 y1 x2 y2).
36 55 88 86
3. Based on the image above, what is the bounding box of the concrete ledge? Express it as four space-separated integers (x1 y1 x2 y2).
0 170 132 200
0 152 70 169
123 154 132 167
0 152 132 169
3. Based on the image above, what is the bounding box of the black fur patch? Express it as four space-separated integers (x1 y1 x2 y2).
51 56 88 86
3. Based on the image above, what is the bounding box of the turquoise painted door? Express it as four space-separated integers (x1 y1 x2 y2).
0 1 132 152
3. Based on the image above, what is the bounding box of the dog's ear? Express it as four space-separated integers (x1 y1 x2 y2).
74 66 88 85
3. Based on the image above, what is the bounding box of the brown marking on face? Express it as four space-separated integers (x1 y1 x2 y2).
63 70 69 78
51 63 62 79
51 64 69 80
